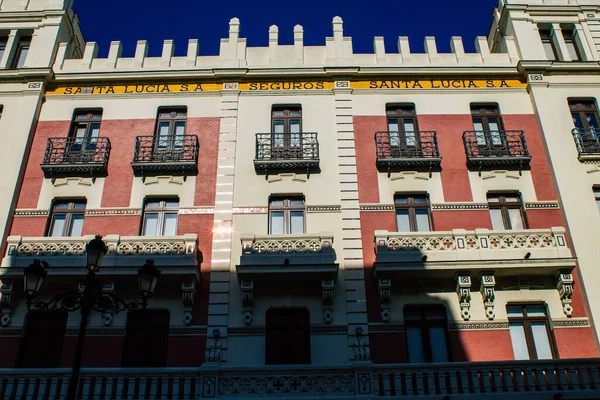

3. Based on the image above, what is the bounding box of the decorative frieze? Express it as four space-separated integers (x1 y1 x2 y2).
557 272 575 317
449 322 509 331
480 274 496 320
232 207 268 214
524 202 560 210
552 319 590 328
218 374 354 396
359 204 394 212
13 209 49 217
431 203 488 210
86 208 141 216
307 205 342 213
456 275 472 321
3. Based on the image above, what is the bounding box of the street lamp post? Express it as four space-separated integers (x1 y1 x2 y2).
23 236 161 400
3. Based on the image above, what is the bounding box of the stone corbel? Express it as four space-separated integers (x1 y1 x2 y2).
557 272 575 317
377 277 391 322
456 275 472 321
480 274 496 320
0 282 14 327
241 280 254 325
101 283 115 326
182 281 197 325
321 280 335 324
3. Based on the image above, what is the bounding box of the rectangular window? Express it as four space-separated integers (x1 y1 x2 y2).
563 29 582 61
594 187 600 211
122 309 170 367
48 199 86 237
404 306 449 363
394 194 431 232
471 104 504 147
68 110 102 154
17 311 67 368
488 193 526 230
0 36 7 64
539 29 558 61
269 196 305 235
271 105 302 157
569 100 600 133
141 199 179 236
155 108 187 150
266 308 311 364
386 104 418 149
507 304 556 360
11 36 31 69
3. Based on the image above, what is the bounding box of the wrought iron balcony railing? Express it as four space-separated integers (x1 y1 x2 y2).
375 131 442 175
254 132 319 174
40 137 111 181
572 128 600 160
463 130 531 172
131 135 199 178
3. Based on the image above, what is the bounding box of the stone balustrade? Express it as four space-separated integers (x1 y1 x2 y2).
0 359 598 399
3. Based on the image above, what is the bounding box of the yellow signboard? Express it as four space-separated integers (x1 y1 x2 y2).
46 79 526 96
353 79 527 89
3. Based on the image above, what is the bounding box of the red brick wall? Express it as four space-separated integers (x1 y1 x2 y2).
82 215 141 236
9 216 48 236
449 330 514 362
524 209 563 229
0 337 21 367
190 117 220 206
554 327 599 358
354 116 386 203
370 332 408 363
432 210 493 231
167 336 207 366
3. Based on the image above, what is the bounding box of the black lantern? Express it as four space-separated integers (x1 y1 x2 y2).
138 259 161 302
24 260 48 297
86 235 107 272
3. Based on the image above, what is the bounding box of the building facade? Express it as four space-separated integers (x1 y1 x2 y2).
0 0 599 398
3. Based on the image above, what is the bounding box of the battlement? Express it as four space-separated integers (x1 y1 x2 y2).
53 16 520 74
0 0 71 12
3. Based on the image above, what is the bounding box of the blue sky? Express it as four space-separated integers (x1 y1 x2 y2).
73 0 500 58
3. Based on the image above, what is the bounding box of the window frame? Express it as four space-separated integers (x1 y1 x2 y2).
507 303 558 360
471 104 505 147
539 28 559 61
394 194 432 232
11 35 31 69
562 28 583 61
155 107 187 149
47 199 86 237
569 99 600 132
271 105 303 151
404 305 450 363
487 193 527 230
0 36 7 64
386 104 419 148
140 198 180 237
593 186 600 212
122 309 170 367
268 195 306 235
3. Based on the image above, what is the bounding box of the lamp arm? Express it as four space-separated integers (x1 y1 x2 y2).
25 292 83 313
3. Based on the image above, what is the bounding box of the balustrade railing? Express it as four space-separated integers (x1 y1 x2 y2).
41 137 111 178
255 132 319 162
463 130 531 168
376 131 440 160
132 135 199 176
0 359 598 399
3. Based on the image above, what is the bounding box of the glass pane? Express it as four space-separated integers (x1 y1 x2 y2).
473 118 484 132
174 121 186 144
270 212 284 234
165 200 179 208
490 209 505 230
146 201 161 209
143 213 159 236
0 48 4 63
273 120 284 134
16 47 28 68
413 197 427 204
157 122 170 148
270 200 284 207
290 211 304 234
429 327 449 362
396 210 410 232
403 120 416 146
273 110 285 117
289 199 304 206
509 323 530 360
162 213 178 236
531 323 553 359
507 305 524 317
69 214 84 237
543 42 557 61
572 113 585 131
488 118 500 131
526 305 547 317
508 209 524 230
387 119 399 132
75 125 87 140
389 131 400 147
290 120 300 134
274 134 284 148
406 327 425 363
395 197 408 204
73 202 86 209
49 215 66 237
89 123 101 138
585 113 600 130
415 209 431 232
289 109 301 116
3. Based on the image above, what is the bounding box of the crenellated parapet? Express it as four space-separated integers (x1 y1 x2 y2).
53 16 521 74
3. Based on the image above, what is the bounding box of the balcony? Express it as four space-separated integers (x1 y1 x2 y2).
463 130 531 173
1 234 200 283
374 227 574 279
375 131 441 176
0 359 598 399
572 128 600 161
40 137 111 181
131 135 199 179
237 232 338 279
254 132 320 176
